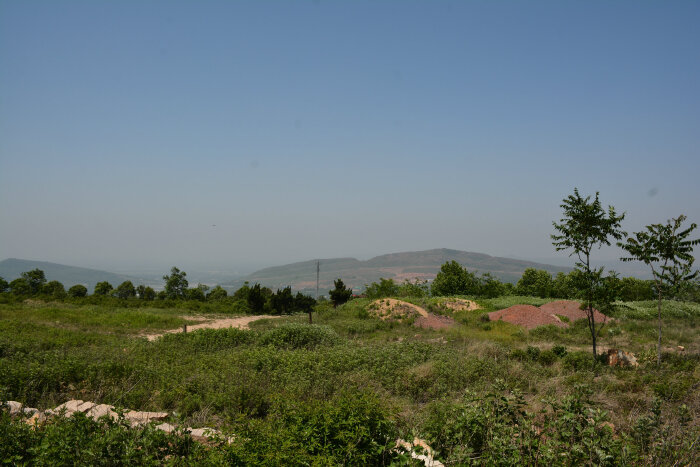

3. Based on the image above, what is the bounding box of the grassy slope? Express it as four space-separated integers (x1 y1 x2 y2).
1 298 698 464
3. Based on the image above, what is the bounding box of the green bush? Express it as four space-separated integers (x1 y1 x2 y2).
258 324 342 349
563 351 594 371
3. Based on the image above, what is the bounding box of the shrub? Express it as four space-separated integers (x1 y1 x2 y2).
563 351 594 371
258 324 341 349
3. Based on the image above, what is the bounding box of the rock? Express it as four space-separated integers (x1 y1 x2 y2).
156 422 177 434
25 412 46 428
86 404 118 421
22 407 39 416
125 411 169 426
76 401 96 413
47 399 86 417
188 427 213 442
607 349 639 368
5 401 23 416
395 438 443 467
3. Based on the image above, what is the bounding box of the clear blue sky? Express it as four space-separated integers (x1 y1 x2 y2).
1 0 699 273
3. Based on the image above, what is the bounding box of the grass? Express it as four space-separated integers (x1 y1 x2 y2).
1 297 698 464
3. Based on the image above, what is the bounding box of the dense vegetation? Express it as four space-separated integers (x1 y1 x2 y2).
1 294 698 464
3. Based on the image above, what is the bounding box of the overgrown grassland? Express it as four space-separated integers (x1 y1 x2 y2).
1 299 698 465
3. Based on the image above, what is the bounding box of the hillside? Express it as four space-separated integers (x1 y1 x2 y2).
0 259 156 293
222 248 571 294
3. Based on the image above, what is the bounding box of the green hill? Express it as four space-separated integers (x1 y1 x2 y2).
0 258 156 293
223 248 571 294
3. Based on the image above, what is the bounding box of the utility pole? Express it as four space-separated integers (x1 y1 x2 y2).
310 260 319 324
316 261 320 301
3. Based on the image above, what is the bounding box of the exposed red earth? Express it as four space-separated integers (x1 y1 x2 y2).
488 300 611 330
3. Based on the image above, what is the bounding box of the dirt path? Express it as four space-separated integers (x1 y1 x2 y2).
144 315 281 341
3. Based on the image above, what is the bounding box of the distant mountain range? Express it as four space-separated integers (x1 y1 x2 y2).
0 258 159 293
222 248 572 294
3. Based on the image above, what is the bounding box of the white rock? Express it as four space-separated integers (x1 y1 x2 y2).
5 401 23 415
125 411 169 425
156 422 177 434
86 404 118 421
76 401 96 413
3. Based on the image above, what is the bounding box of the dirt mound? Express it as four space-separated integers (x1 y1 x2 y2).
539 300 610 324
414 314 455 330
439 298 481 312
368 299 429 321
488 305 566 330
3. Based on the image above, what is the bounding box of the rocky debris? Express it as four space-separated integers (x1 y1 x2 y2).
488 305 567 330
155 422 177 434
395 438 444 467
607 349 639 368
125 410 169 426
2 399 230 444
25 412 46 428
5 401 23 415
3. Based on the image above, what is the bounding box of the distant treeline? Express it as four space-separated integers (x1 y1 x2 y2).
2 262 699 310
362 261 700 302
0 267 317 315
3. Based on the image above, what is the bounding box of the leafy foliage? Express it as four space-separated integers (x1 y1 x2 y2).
430 260 480 296
93 281 114 296
552 188 625 359
329 278 352 307
162 267 188 299
67 284 88 298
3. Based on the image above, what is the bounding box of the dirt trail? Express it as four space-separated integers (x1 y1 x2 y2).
144 315 280 341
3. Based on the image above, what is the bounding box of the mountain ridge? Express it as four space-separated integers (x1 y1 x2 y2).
0 258 158 293
222 248 572 294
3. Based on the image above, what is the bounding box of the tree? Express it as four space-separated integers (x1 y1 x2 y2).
9 278 30 296
270 286 295 315
163 267 188 299
187 287 206 301
114 281 136 299
618 277 654 301
552 188 625 361
516 268 553 298
206 285 228 301
430 261 480 296
21 269 46 295
247 283 267 314
294 292 317 323
136 285 156 300
364 278 400 299
329 278 352 308
42 280 66 299
619 215 699 365
0 276 8 293
94 281 114 296
479 273 507 298
68 284 88 298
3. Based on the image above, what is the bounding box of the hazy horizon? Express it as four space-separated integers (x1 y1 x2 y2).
2 1 699 273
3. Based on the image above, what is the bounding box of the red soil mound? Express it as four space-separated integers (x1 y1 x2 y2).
488 305 566 330
413 314 455 330
539 300 610 324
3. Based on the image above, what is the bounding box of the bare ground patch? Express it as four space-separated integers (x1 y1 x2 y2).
144 315 281 341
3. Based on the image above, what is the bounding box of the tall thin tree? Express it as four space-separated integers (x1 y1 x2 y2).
552 189 626 360
619 215 699 365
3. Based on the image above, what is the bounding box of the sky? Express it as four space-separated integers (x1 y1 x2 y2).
1 0 699 274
